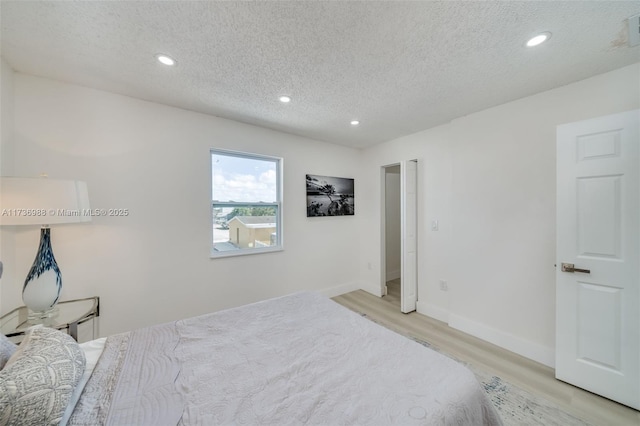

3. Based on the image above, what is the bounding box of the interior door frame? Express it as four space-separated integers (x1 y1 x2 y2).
380 164 398 297
380 160 418 310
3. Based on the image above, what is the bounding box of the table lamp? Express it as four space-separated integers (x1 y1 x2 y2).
0 176 91 319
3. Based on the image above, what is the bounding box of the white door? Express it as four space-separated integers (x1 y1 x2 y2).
556 109 639 409
401 160 418 313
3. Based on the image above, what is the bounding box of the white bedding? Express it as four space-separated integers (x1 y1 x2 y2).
70 292 502 425
60 337 106 425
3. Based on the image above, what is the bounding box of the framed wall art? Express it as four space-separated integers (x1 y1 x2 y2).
306 174 355 217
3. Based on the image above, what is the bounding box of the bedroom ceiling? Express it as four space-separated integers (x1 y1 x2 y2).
1 1 639 149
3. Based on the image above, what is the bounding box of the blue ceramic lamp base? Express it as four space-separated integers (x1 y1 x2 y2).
23 227 62 320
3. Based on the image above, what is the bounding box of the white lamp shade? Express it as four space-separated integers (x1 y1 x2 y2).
0 177 91 226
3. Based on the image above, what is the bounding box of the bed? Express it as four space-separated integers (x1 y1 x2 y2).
1 292 502 425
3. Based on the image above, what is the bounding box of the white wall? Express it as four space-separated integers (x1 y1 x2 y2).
0 58 16 309
358 63 640 367
0 58 14 174
3 73 362 336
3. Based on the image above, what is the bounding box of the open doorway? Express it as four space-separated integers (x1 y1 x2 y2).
383 165 401 306
381 160 417 312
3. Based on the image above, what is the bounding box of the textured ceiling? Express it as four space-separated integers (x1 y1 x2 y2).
1 1 639 148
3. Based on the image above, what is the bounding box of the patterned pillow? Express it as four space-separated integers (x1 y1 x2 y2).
0 326 86 425
0 334 17 370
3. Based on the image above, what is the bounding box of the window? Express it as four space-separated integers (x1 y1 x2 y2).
211 149 282 257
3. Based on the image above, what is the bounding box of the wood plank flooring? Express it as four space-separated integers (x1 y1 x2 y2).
332 282 640 426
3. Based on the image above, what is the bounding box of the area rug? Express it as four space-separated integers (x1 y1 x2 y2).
358 313 592 426
409 337 592 426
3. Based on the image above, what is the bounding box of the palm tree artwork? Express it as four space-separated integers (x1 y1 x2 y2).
306 174 355 217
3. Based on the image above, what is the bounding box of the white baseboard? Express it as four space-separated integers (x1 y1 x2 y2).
448 313 555 368
359 281 385 297
386 268 400 281
350 284 554 367
318 281 360 298
416 301 449 323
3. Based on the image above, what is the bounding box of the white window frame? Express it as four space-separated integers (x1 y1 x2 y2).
210 148 283 258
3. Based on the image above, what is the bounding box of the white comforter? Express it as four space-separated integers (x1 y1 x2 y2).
71 292 502 425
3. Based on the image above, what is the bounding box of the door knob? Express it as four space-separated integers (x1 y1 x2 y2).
561 263 590 274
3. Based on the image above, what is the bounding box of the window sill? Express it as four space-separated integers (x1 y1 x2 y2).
210 246 283 259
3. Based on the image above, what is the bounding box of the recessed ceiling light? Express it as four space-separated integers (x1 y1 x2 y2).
350 120 360 126
279 95 291 103
156 54 176 66
526 32 551 47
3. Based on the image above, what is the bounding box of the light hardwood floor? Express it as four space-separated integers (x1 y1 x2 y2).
332 281 640 426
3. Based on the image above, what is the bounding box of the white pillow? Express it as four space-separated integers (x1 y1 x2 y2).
0 333 17 370
59 337 107 425
0 326 86 426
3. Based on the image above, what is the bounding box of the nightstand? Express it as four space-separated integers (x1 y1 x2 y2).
0 296 100 343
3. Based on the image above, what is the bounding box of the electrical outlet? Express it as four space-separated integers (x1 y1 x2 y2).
439 280 448 291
